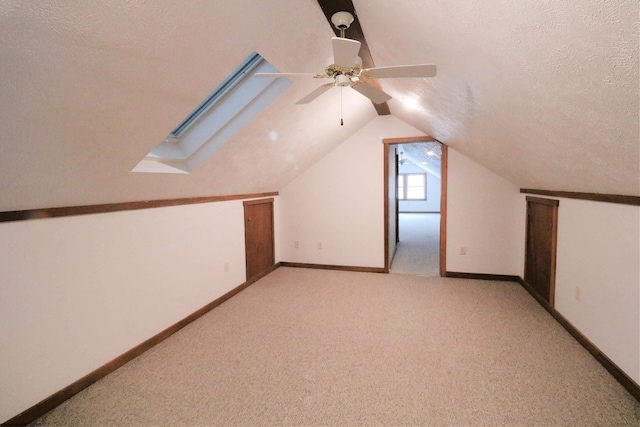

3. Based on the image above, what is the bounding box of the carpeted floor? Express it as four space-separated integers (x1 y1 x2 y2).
391 213 440 276
31 267 639 426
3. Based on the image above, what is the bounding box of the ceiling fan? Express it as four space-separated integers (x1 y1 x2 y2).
255 11 436 107
398 152 410 165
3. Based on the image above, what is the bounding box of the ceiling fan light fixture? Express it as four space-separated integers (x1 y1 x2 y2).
336 74 351 87
254 25 437 112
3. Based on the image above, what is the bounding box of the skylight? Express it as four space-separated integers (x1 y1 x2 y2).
132 52 290 174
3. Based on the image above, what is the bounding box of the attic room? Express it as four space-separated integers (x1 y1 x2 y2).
1 0 638 425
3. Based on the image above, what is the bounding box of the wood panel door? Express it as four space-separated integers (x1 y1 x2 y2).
524 196 559 306
244 198 275 280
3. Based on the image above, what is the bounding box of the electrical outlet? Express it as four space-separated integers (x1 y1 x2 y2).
317 242 323 250
224 262 229 273
460 247 466 255
294 241 299 249
575 286 581 301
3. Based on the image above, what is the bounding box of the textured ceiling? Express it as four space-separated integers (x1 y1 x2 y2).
0 0 638 211
355 0 639 195
399 142 442 178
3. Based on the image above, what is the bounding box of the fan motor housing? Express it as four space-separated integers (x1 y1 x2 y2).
336 74 351 87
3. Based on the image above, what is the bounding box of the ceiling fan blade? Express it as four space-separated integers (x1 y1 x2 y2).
255 72 318 78
332 37 361 68
364 64 437 79
296 83 334 104
350 81 392 104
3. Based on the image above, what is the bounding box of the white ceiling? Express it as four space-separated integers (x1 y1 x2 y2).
399 142 442 178
359 0 639 195
0 0 638 211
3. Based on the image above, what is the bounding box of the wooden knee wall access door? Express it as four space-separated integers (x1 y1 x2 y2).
524 196 559 306
243 198 275 281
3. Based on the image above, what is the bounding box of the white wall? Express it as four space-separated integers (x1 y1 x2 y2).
446 149 524 276
0 197 271 423
398 162 441 213
279 115 426 268
552 198 640 383
279 116 525 276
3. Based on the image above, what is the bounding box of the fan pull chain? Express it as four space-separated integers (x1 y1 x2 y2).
340 87 344 126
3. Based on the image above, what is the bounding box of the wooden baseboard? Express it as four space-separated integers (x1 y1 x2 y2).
517 278 640 402
2 271 272 427
445 271 521 282
446 271 640 402
280 261 386 274
247 262 280 283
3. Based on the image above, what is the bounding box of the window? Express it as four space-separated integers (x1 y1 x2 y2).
398 173 426 200
132 52 291 174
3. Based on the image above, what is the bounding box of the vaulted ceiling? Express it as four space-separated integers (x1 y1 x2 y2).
1 0 637 211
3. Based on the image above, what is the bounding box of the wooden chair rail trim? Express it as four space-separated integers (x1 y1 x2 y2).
0 192 279 223
521 189 640 206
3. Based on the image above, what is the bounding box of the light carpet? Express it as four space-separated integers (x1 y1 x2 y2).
391 213 440 277
31 267 639 426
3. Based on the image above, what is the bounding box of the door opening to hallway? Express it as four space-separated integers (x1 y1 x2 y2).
384 138 446 276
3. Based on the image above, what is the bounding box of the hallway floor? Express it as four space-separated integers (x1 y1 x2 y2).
390 213 440 276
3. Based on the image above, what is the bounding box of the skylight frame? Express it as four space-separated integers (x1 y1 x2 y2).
132 52 290 174
169 52 263 138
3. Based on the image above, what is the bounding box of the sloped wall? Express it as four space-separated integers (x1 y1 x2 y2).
0 198 274 423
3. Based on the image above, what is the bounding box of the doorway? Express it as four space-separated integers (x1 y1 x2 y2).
524 196 559 306
383 137 447 276
243 198 275 281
